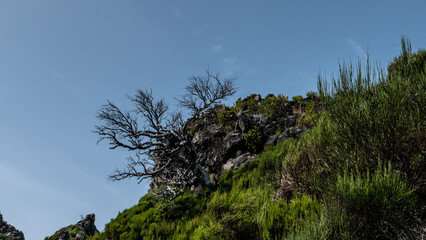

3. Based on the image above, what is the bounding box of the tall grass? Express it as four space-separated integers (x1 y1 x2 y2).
334 163 417 239
317 38 426 180
279 38 425 239
91 138 321 240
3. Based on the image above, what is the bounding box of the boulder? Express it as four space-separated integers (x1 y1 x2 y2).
223 153 255 171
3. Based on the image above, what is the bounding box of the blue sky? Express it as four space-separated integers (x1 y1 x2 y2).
0 1 425 239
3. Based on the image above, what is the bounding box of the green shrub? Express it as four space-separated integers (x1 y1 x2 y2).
283 115 336 194
297 101 320 128
292 95 304 104
335 163 417 238
232 94 288 116
258 94 288 116
88 232 106 240
244 127 264 153
306 91 319 100
216 106 236 133
232 95 259 114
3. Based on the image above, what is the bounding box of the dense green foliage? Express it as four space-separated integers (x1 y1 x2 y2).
216 105 236 132
291 95 303 105
90 139 323 240
91 39 425 239
334 163 417 238
296 100 320 128
244 127 264 153
232 94 288 116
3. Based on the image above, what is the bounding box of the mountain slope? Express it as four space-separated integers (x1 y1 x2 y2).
49 39 426 240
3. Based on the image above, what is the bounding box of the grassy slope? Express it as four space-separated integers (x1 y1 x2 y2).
90 41 425 240
90 139 322 240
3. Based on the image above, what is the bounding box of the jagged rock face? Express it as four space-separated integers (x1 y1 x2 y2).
182 94 312 185
149 94 318 190
0 213 24 240
45 214 98 240
221 131 245 160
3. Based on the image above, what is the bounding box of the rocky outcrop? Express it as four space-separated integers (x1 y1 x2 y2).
148 93 319 190
45 214 98 240
0 213 24 240
179 94 315 185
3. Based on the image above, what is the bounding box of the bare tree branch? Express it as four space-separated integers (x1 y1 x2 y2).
176 69 237 116
95 70 236 201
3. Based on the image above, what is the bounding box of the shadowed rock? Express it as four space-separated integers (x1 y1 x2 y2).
0 213 24 240
45 214 98 240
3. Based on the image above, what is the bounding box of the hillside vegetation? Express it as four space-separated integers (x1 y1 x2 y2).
52 39 425 240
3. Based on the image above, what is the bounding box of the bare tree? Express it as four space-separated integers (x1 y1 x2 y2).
95 70 236 200
177 69 236 117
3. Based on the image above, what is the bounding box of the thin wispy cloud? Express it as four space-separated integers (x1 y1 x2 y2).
0 162 91 211
243 68 257 77
348 39 367 59
224 56 237 65
222 56 243 76
193 25 208 36
210 44 223 54
49 68 81 96
170 5 181 18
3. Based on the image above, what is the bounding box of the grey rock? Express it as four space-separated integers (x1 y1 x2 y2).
81 214 97 236
207 124 221 135
57 229 70 240
223 153 255 171
221 131 245 159
238 114 255 133
264 135 278 148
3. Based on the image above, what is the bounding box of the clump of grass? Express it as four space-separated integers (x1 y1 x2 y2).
262 195 322 240
334 163 417 239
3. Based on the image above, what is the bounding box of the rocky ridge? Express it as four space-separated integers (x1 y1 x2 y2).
45 214 98 240
151 93 318 191
0 213 24 240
